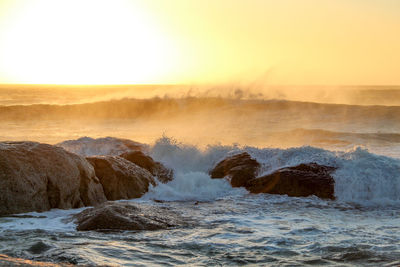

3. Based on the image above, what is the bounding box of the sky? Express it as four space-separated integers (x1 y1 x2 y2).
0 0 399 85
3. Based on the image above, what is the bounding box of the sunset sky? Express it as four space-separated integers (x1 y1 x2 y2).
0 0 399 85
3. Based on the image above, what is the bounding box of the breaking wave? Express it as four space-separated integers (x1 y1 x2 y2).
59 136 400 206
1 97 400 123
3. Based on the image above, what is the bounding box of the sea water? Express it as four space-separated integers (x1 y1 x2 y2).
0 86 399 266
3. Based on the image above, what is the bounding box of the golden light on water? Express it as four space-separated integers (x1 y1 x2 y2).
0 0 399 85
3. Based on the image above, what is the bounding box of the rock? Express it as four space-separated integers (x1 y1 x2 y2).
74 201 183 231
0 142 106 216
27 241 53 254
0 254 73 266
120 151 173 183
246 163 336 199
86 156 156 200
209 153 336 199
57 136 146 157
209 152 261 187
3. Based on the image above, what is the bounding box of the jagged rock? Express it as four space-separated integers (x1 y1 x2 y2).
120 151 173 183
86 156 156 200
0 142 106 216
209 152 261 187
74 201 183 231
246 163 336 199
57 136 146 157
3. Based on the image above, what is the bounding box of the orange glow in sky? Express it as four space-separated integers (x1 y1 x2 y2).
0 0 399 85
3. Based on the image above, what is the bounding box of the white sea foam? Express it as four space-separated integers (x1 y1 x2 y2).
244 146 400 205
142 171 247 202
148 137 400 206
0 208 83 232
55 136 400 206
333 147 400 205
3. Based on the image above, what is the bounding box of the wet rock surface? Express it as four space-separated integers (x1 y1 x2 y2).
86 156 156 200
27 241 53 255
0 142 106 216
210 152 261 187
74 201 184 231
246 163 336 199
211 153 336 199
0 254 73 266
120 150 174 183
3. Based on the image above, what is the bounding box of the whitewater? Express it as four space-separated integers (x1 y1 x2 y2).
0 87 399 266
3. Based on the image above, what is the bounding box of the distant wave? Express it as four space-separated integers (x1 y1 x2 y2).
272 128 400 146
1 97 400 122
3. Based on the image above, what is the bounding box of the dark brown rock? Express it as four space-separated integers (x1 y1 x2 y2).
0 142 106 216
86 156 156 200
209 152 261 187
74 201 183 231
120 151 173 183
246 163 336 199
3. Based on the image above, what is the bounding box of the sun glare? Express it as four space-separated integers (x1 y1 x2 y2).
0 0 177 84
0 0 399 85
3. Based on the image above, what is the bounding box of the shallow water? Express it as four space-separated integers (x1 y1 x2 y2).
0 195 399 266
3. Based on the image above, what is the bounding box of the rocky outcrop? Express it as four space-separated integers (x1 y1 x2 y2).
0 142 106 216
120 151 173 183
210 152 261 187
210 153 336 199
246 163 336 199
86 156 156 200
74 201 183 231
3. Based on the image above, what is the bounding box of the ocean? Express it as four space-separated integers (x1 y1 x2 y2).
0 85 399 266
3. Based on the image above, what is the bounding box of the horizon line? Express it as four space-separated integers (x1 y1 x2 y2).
0 83 400 87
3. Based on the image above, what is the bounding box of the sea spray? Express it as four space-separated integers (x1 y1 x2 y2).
142 172 247 202
149 137 400 206
333 147 400 205
149 135 237 173
59 136 400 206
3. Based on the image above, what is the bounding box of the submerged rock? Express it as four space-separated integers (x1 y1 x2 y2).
210 152 261 187
0 142 106 216
87 156 156 200
27 241 53 255
246 163 336 199
74 201 183 231
120 151 174 183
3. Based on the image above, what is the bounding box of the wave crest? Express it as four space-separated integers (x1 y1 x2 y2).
58 136 400 205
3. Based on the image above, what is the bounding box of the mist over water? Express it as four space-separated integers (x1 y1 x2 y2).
0 85 400 158
1 84 400 106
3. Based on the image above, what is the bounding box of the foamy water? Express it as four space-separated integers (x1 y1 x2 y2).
1 195 399 266
1 137 399 266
